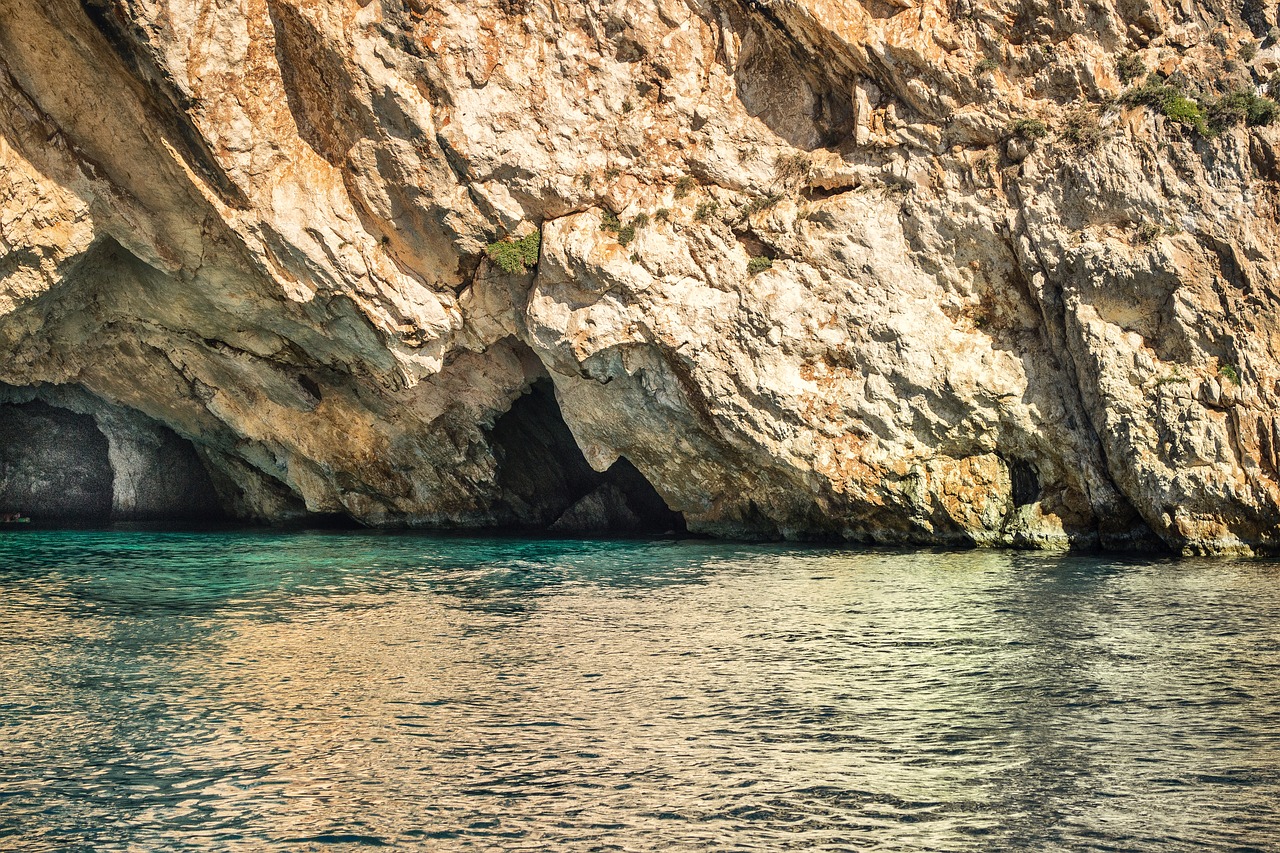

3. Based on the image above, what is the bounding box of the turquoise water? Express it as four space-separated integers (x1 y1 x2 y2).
1 531 1278 851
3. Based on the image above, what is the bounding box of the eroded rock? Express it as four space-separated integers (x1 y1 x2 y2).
0 401 113 520
2 0 1280 552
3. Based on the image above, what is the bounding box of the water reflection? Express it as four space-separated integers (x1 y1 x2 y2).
0 532 1278 851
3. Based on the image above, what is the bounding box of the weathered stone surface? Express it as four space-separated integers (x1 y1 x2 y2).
549 458 688 534
550 485 644 535
2 0 1280 552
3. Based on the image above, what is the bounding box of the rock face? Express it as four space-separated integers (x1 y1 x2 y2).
3 0 1280 552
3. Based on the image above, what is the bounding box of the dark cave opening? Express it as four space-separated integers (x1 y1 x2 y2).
1009 458 1041 508
0 399 225 523
0 401 113 520
488 380 686 535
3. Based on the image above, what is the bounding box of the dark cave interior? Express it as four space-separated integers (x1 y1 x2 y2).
489 380 686 535
0 400 224 522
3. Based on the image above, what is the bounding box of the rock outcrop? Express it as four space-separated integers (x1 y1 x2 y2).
3 0 1280 552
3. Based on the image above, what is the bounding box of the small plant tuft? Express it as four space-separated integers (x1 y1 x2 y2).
1117 53 1147 84
515 232 540 266
743 193 783 216
485 230 541 275
1220 363 1241 385
1011 117 1048 140
600 210 622 232
694 201 719 221
775 151 813 185
1136 222 1162 243
632 211 651 229
974 58 999 74
1061 106 1105 148
674 176 696 198
747 255 773 275
617 224 637 247
654 207 671 222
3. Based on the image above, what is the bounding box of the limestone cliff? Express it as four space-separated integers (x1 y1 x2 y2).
3 0 1280 552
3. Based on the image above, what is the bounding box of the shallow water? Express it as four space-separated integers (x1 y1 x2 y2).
0 531 1277 851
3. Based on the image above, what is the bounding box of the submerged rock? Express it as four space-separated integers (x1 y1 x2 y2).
2 0 1280 552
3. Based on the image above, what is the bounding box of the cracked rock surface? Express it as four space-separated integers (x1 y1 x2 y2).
4 0 1280 553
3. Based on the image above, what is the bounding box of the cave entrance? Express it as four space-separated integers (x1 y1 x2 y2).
0 401 114 520
0 398 226 523
489 380 686 535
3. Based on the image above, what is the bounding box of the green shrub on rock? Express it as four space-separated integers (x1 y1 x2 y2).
1206 89 1280 132
1161 94 1209 135
485 231 541 275
1121 76 1280 138
1121 77 1208 136
1011 118 1048 140
1117 53 1146 84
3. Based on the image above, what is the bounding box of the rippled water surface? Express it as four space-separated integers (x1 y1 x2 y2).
1 530 1279 851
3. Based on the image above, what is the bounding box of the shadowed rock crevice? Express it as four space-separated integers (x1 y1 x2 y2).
1008 458 1041 508
726 2 857 150
267 0 364 167
489 380 685 534
78 0 250 208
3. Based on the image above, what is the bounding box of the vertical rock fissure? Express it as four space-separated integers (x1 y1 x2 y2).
1004 220 1160 549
